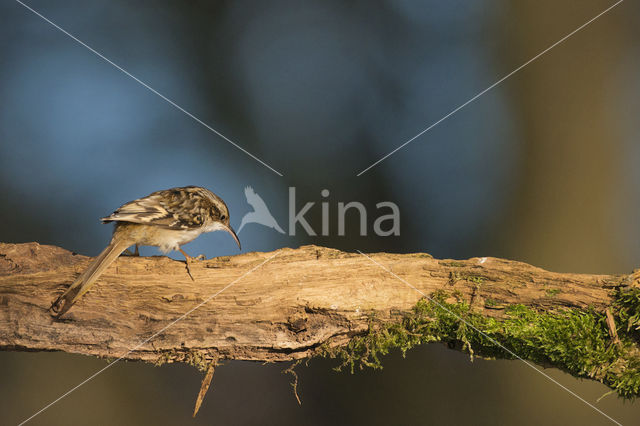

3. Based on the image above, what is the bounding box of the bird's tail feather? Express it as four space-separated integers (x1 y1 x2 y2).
51 239 130 317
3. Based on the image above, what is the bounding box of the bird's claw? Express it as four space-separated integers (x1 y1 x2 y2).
185 261 195 281
179 248 205 281
184 255 206 281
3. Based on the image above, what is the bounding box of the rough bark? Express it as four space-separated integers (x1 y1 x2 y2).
0 242 635 366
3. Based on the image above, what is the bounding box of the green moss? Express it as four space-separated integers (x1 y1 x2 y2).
466 275 485 284
545 288 561 297
413 253 433 258
320 289 640 398
447 272 486 287
484 298 507 309
614 287 640 334
440 261 465 267
484 298 498 307
155 349 212 372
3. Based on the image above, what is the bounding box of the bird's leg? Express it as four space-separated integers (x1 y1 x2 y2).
122 244 140 256
178 248 196 281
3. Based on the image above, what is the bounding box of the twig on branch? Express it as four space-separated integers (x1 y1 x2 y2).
193 359 217 417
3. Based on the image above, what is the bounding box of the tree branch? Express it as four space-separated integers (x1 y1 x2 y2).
1 242 638 395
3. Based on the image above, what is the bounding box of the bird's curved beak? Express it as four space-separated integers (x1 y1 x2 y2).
223 224 241 250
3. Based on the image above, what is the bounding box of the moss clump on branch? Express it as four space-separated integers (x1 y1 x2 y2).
155 348 212 372
321 289 640 398
614 287 640 337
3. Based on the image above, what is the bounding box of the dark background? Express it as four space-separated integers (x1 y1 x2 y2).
2 0 640 424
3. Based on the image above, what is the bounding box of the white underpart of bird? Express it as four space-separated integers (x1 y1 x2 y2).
238 186 285 234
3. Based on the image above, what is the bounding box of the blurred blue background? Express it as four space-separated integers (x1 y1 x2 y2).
1 0 639 424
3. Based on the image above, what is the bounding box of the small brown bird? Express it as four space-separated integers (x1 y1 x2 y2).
51 186 241 317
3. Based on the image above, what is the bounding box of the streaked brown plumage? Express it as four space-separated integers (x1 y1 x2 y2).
51 186 240 317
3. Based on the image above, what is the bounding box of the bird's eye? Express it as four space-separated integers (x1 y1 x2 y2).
221 214 226 221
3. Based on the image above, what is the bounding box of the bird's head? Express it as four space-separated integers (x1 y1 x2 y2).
200 188 241 250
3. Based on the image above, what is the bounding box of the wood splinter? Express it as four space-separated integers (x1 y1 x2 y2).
193 360 217 417
605 308 622 348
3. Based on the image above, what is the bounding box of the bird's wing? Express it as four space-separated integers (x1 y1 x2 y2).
101 187 209 230
244 186 270 212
